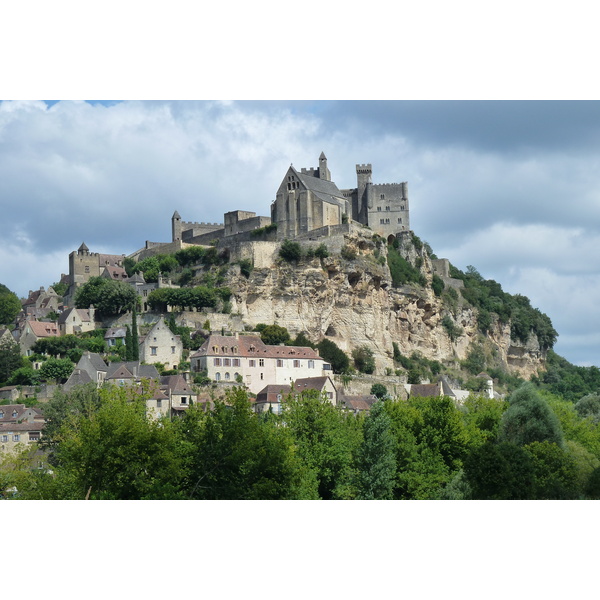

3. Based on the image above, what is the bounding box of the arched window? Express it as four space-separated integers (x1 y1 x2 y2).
225 372 230 380
215 372 221 381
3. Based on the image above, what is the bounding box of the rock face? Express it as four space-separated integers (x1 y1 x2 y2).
223 227 546 379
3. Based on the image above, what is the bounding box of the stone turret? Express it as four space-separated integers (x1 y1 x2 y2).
318 151 331 181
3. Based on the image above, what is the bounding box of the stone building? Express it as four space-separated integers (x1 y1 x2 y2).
139 317 183 370
190 333 331 395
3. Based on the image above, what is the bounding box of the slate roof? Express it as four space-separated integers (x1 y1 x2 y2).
106 362 160 380
63 368 94 390
160 374 193 394
338 395 377 412
294 166 347 208
293 376 332 392
409 382 443 398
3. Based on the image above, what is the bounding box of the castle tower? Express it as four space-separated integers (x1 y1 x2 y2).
355 163 372 225
318 151 331 181
172 210 182 242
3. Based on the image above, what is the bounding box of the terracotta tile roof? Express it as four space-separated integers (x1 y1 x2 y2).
26 320 59 338
0 422 45 433
191 334 321 360
256 384 292 404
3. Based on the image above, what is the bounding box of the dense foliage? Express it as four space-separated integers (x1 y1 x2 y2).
0 284 21 325
74 277 138 316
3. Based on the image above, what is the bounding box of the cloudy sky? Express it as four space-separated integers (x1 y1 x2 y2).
2 100 600 366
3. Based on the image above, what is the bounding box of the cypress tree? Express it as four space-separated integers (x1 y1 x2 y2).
124 325 133 361
131 304 139 361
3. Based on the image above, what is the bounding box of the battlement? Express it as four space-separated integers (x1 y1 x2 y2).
356 163 372 174
300 167 317 176
182 220 223 227
373 182 408 188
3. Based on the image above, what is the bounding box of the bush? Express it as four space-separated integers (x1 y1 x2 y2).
279 239 302 263
315 244 329 259
387 245 426 287
316 339 350 374
432 274 445 297
341 245 357 261
352 346 376 374
239 259 253 278
370 383 387 399
442 315 463 342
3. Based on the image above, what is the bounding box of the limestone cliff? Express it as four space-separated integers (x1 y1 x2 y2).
221 226 546 380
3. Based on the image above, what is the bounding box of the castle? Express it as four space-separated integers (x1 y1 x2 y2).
171 152 410 245
66 153 412 294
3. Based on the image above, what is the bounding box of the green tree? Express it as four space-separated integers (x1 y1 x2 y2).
498 384 564 447
74 277 137 317
574 393 600 423
124 325 133 361
283 389 362 499
370 383 387 399
316 339 350 374
0 337 23 384
260 324 291 346
185 388 316 500
39 358 74 383
0 284 21 325
48 385 186 499
352 345 376 374
355 401 396 499
463 442 535 499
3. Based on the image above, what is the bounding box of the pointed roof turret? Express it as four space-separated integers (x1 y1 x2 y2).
78 242 89 254
172 210 181 219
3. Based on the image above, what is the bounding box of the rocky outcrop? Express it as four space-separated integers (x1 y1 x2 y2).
219 227 546 379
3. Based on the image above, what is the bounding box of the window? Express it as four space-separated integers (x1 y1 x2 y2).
0 411 4 418
385 219 390 224
181 397 187 405
380 194 385 200
308 360 315 369
225 372 230 380
85 266 90 273
1 435 7 442
13 434 20 442
380 219 385 224
171 346 176 354
277 394 282 401
398 218 402 224
277 359 283 367
249 360 256 367
327 392 333 399
259 359 264 367
293 360 300 368
151 347 157 356
224 358 231 367
260 373 264 380
12 411 18 418
401 205 405 210
377 206 382 212
157 400 162 408
215 373 221 381
232 358 240 367
214 358 222 366
386 206 390 211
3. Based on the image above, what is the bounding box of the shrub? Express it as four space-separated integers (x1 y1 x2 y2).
316 339 350 374
432 274 445 297
387 245 426 287
341 245 357 261
370 383 387 399
239 259 253 278
315 244 329 259
442 315 463 342
279 239 302 263
352 346 376 374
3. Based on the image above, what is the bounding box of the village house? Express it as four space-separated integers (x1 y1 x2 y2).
254 375 337 414
191 333 331 394
18 319 60 356
0 404 45 455
58 306 96 335
139 317 183 370
21 286 61 320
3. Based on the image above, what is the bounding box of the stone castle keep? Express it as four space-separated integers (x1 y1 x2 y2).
171 152 410 246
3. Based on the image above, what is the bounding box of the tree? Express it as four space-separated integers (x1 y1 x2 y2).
0 337 23 384
463 442 535 499
124 325 133 361
352 345 376 374
498 384 564 447
39 358 74 383
47 385 186 499
316 339 350 374
74 277 137 317
370 383 387 399
575 393 600 423
185 388 315 500
283 389 362 499
259 324 291 346
0 284 21 325
355 401 396 499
